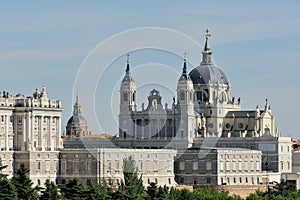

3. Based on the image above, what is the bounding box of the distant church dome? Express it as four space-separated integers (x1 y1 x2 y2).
67 114 87 125
189 31 229 85
66 94 89 137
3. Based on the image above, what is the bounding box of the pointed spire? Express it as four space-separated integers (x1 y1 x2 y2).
183 52 187 74
126 54 130 73
76 90 79 104
201 29 213 65
73 93 81 115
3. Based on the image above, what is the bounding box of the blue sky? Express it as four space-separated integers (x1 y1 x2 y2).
0 1 300 138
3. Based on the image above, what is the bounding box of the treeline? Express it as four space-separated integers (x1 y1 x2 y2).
1 157 300 200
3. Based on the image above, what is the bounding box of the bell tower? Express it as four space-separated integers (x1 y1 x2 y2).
177 54 195 147
119 55 137 138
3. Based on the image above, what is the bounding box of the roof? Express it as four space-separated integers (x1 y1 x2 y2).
67 114 88 125
189 63 228 85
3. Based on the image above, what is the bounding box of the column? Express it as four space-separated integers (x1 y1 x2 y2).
22 115 26 151
39 116 43 151
48 116 52 150
141 119 144 139
26 113 31 151
57 117 61 149
31 114 34 151
13 115 18 150
5 115 9 151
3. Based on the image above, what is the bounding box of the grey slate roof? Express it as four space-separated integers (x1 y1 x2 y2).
189 64 228 85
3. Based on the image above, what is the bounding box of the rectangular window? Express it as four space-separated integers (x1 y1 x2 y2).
108 162 111 172
46 161 50 171
73 162 79 171
140 162 143 171
219 162 224 171
207 177 211 184
115 161 119 171
179 161 185 170
86 162 91 171
238 162 241 171
37 162 41 171
61 162 66 171
193 162 198 171
180 177 184 184
206 161 212 171
226 162 230 171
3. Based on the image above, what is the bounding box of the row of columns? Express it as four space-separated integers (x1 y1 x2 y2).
12 114 61 151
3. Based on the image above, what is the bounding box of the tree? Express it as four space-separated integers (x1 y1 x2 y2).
60 178 87 200
85 180 111 200
0 160 18 200
11 163 39 200
40 179 61 200
146 182 157 200
118 156 144 199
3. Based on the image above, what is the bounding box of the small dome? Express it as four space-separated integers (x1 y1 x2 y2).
189 63 228 85
67 114 88 125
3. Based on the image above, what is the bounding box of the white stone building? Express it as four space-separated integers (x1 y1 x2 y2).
0 87 63 185
59 148 177 187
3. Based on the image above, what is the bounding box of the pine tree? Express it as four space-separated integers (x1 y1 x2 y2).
0 160 18 200
146 182 157 200
40 179 61 200
60 178 87 200
86 180 110 200
118 156 144 200
11 163 39 200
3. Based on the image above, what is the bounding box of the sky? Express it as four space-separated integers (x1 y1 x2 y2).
0 1 300 138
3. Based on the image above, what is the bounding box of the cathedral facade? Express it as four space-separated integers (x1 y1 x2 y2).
118 31 276 146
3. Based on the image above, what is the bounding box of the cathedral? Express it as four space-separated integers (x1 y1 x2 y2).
118 31 276 146
0 31 293 192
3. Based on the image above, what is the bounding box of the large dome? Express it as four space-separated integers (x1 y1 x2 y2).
189 63 228 85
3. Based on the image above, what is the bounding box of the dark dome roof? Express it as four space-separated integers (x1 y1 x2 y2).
189 63 228 85
67 114 88 125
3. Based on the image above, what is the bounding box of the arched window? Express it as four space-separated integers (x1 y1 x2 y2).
123 93 128 101
180 91 185 101
132 92 135 102
196 91 207 102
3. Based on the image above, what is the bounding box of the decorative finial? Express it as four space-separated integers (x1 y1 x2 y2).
127 53 130 64
203 29 211 51
184 52 187 62
205 29 211 40
126 54 130 72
